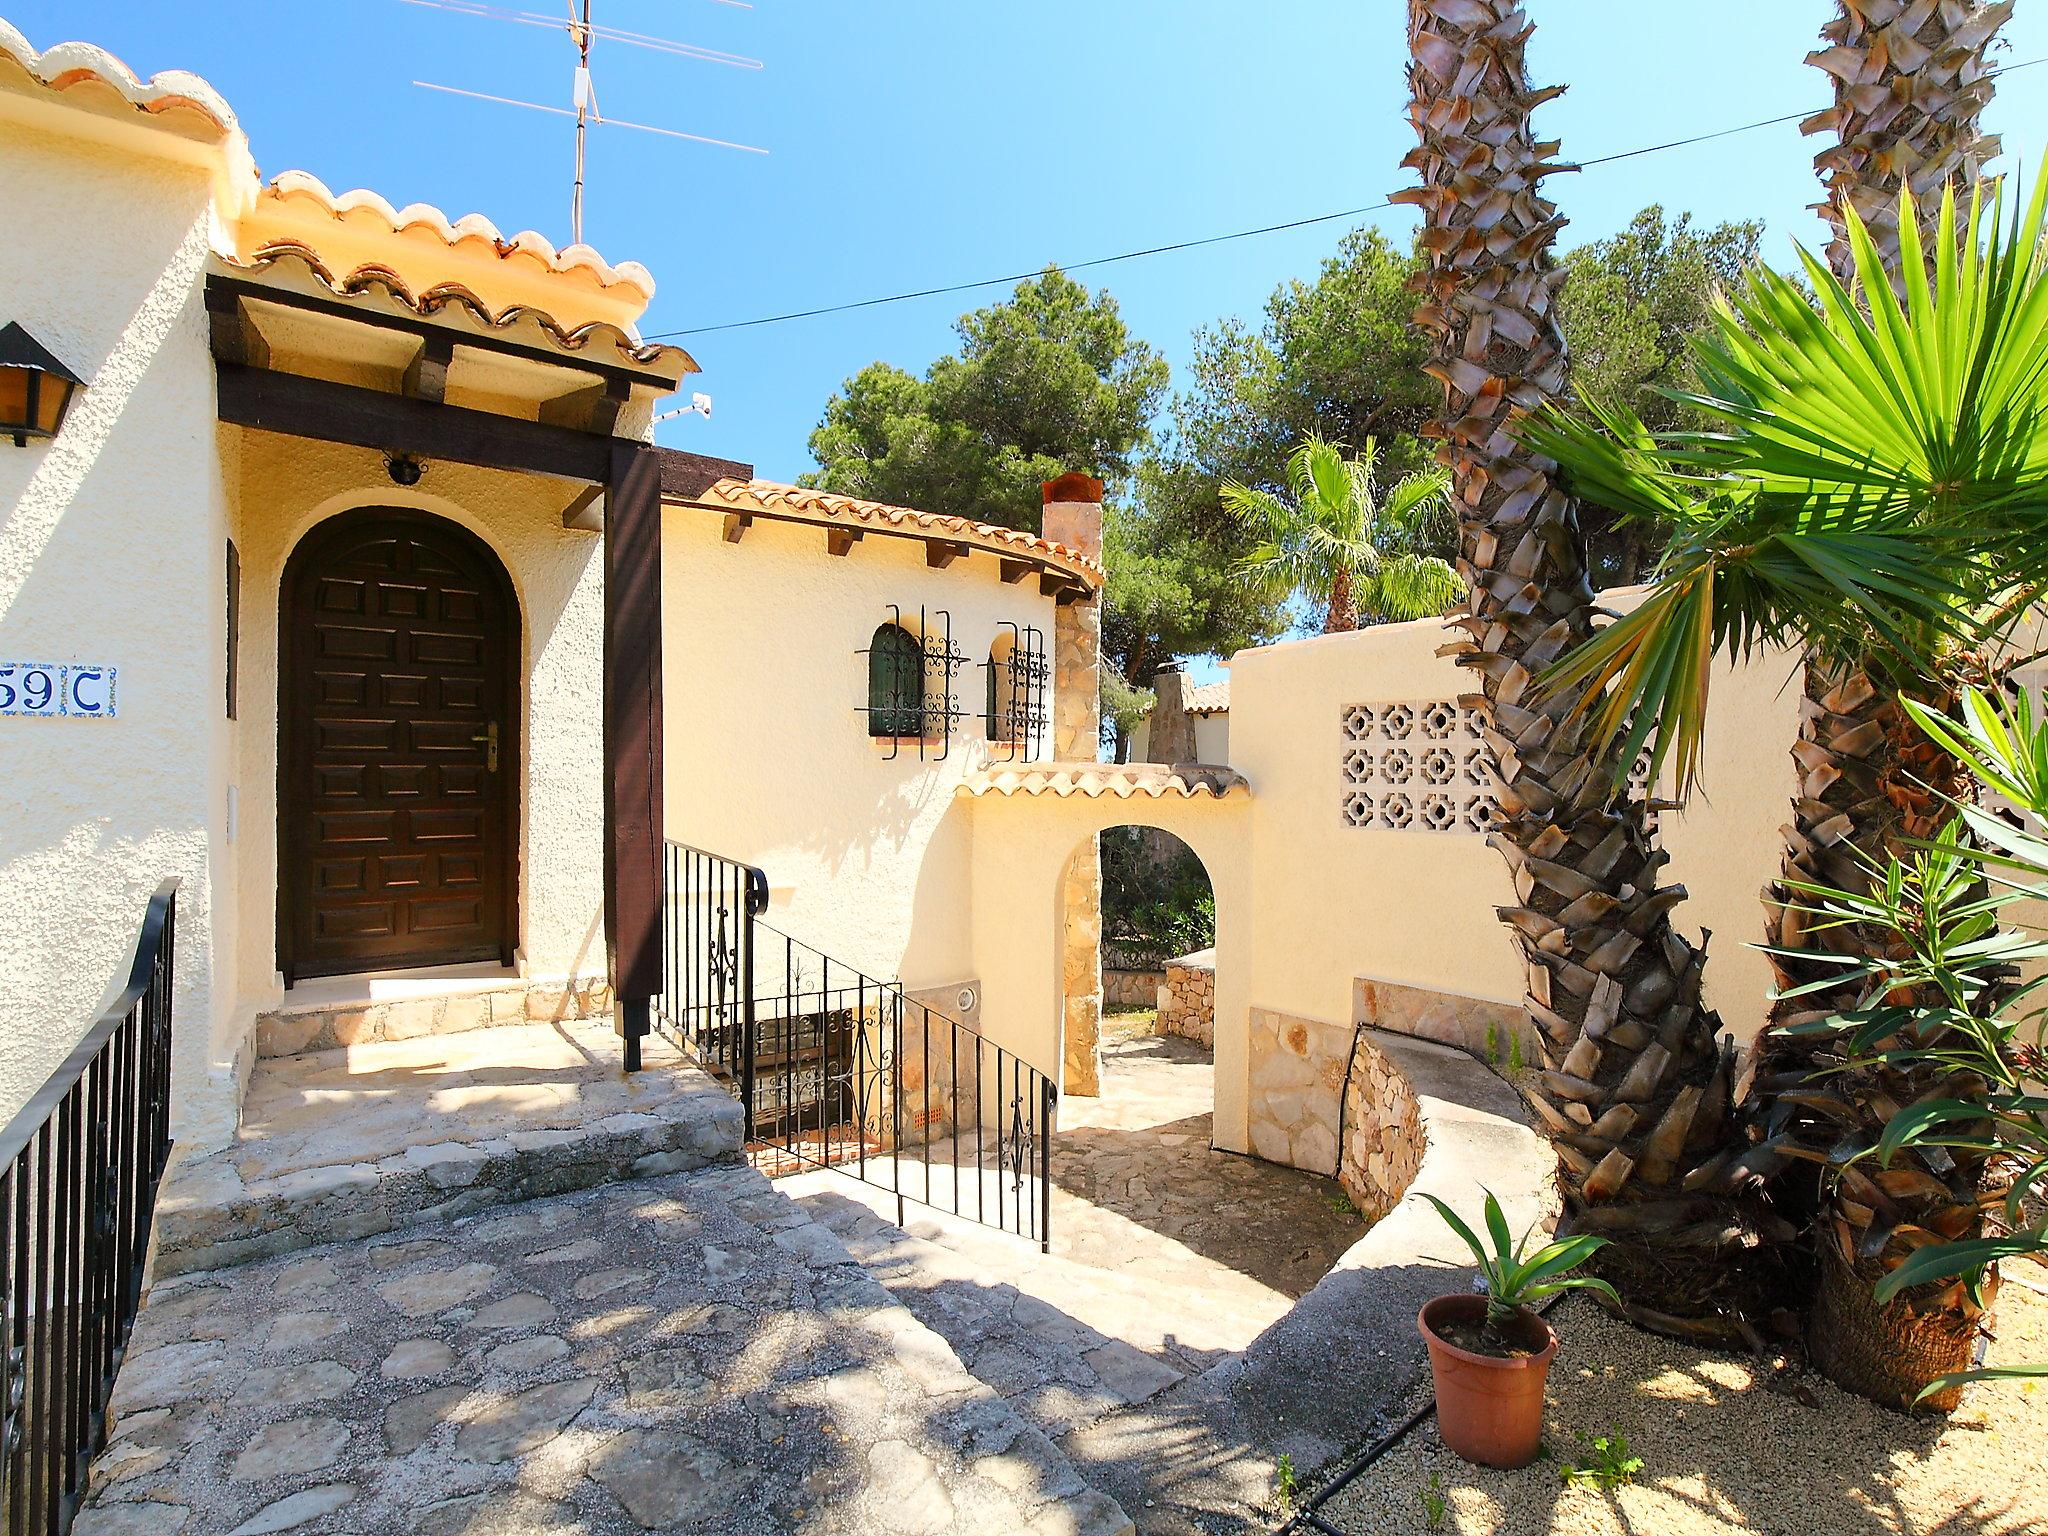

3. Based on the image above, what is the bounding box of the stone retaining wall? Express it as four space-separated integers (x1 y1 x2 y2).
254 977 613 1058
1159 949 1215 1046
1337 1030 1424 1219
1244 1010 1423 1222
1102 968 1165 1010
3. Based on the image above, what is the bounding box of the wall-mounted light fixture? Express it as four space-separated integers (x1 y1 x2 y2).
0 322 85 447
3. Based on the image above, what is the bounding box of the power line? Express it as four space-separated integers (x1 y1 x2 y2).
646 54 2047 341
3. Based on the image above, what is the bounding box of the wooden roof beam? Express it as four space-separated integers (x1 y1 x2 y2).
926 541 967 570
403 334 453 404
826 526 862 557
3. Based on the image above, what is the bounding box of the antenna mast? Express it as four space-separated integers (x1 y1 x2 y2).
406 0 766 246
570 0 594 245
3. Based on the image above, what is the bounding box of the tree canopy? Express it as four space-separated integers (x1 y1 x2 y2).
1554 206 1765 581
803 267 1169 531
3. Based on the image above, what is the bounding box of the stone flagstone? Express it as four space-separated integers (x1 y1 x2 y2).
79 1163 1133 1536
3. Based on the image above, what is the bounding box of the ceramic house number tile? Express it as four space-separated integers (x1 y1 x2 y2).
0 662 118 718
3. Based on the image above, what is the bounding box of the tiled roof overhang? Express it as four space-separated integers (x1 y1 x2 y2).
959 763 1248 800
261 171 656 302
214 244 695 383
675 479 1102 593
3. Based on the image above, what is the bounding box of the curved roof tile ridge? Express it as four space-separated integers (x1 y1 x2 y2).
958 763 1249 800
263 171 657 298
0 20 241 141
704 478 1104 583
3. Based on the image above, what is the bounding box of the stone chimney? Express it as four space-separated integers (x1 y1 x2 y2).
1045 472 1104 1097
1146 661 1197 764
1042 473 1103 761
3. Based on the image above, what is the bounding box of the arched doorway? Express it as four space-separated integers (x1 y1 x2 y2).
1051 823 1364 1298
277 508 520 983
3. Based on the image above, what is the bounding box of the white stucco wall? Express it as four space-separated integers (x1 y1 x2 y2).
1231 622 1527 1028
661 508 1064 992
0 116 230 1138
1227 612 1805 1051
222 434 610 1024
965 791 1253 1150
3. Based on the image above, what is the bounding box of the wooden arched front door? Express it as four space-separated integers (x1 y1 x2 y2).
279 509 518 982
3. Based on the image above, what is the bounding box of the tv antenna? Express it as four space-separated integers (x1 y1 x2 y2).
404 0 767 246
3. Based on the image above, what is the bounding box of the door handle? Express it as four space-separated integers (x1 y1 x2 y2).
472 721 500 772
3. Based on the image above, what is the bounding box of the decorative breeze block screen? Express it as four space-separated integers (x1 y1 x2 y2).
1341 700 1498 834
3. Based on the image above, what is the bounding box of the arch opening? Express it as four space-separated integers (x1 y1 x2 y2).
1049 821 1367 1302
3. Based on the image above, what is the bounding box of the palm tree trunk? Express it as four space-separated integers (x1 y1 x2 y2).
1772 0 2014 1408
1804 0 2013 286
1397 0 1780 1341
1324 564 1358 634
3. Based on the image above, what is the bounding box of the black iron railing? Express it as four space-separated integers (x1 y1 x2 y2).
0 878 178 1535
658 843 1056 1250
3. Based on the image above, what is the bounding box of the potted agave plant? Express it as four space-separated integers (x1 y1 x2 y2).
1418 1190 1618 1469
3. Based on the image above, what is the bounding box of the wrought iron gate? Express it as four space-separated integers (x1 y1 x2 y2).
660 842 1057 1250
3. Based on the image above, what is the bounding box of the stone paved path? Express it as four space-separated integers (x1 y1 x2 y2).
82 1163 1132 1536
783 1030 1367 1443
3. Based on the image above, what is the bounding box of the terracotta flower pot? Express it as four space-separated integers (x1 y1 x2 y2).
1419 1294 1558 1469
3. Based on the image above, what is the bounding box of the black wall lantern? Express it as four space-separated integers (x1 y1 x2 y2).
0 322 85 447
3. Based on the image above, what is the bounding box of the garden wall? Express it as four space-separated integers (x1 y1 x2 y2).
1337 1030 1424 1219
1159 949 1215 1046
1244 1008 1426 1220
1102 968 1164 1010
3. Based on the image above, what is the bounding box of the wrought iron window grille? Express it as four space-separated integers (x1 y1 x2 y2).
981 622 1049 763
858 605 967 761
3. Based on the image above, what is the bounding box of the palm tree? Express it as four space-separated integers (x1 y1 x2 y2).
1220 435 1459 632
1782 0 2017 1403
1397 0 1778 1343
1805 0 2013 287
1525 173 2048 1408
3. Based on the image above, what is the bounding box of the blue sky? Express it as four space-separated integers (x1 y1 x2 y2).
19 1 2048 485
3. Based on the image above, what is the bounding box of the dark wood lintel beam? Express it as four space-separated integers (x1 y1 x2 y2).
214 361 610 483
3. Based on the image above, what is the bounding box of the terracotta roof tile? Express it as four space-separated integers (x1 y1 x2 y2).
261 171 657 301
691 479 1103 588
0 21 239 144
958 763 1248 800
220 243 694 373
1188 681 1230 716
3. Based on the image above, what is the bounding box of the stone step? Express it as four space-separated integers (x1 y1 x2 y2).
154 1021 744 1276
254 975 612 1059
87 1162 1135 1535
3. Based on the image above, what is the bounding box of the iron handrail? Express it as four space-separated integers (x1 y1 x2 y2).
657 842 1057 1251
0 880 179 1170
0 876 179 1536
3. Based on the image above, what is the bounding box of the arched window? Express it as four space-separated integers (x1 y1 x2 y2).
984 630 1016 741
866 623 924 738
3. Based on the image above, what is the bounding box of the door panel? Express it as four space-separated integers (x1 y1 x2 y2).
281 511 517 981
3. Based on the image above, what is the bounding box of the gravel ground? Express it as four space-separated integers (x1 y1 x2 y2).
1315 1274 2048 1536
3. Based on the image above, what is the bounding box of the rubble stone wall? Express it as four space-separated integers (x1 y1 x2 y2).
1159 950 1216 1047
